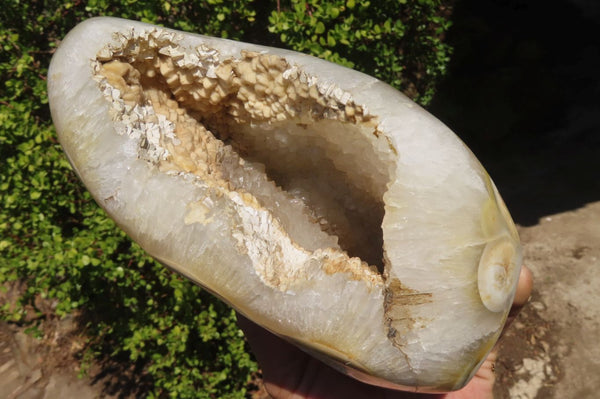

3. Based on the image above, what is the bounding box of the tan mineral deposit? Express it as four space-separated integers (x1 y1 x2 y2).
47 17 523 393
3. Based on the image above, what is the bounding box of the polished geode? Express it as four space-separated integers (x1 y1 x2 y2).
48 17 522 392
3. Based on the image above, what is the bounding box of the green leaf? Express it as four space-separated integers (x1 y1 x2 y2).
327 34 336 47
315 21 325 34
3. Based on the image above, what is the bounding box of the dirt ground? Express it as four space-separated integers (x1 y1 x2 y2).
494 202 600 399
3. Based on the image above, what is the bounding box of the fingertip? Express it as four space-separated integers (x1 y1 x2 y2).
513 265 533 307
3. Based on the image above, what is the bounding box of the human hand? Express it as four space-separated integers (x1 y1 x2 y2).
238 266 533 399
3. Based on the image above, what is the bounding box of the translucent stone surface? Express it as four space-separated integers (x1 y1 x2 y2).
47 17 522 392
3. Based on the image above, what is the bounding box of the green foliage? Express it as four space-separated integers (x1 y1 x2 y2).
1 0 452 397
268 0 453 104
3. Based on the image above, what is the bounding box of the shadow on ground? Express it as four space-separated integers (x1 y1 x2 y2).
429 0 600 226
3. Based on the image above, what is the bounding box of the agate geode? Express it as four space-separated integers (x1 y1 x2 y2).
48 17 522 392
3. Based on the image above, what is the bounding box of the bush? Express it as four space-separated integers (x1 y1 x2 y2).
0 1 452 397
269 0 453 104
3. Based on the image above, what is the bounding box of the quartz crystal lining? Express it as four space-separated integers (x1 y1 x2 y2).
93 28 396 278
